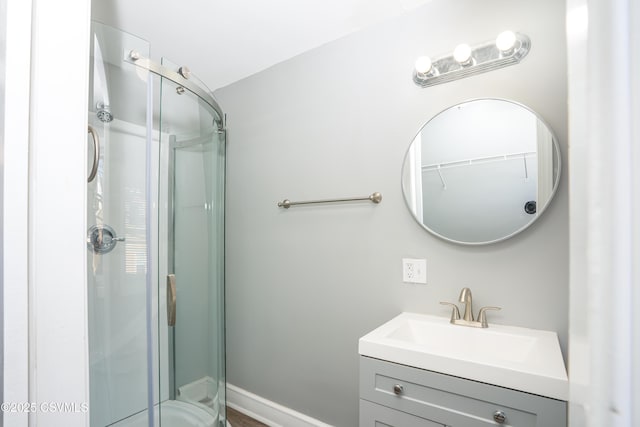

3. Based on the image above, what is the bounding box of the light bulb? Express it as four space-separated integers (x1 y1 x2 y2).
414 56 433 74
453 44 472 65
496 30 517 53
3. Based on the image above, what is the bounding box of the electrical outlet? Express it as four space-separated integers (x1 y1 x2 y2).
402 258 427 284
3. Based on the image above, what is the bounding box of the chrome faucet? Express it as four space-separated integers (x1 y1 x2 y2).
440 287 501 328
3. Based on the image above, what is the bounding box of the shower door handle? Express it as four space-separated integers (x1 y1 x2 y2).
167 274 176 326
88 125 100 183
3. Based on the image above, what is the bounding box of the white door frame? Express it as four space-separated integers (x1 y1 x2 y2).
2 0 33 424
3 1 91 426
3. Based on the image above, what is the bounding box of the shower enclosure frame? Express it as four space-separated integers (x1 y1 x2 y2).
87 22 226 427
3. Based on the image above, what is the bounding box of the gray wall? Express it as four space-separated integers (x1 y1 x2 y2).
216 0 568 425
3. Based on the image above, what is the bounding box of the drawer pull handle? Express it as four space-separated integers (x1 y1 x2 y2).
493 410 506 424
393 384 404 395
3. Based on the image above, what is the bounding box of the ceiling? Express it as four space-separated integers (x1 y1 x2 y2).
92 0 432 91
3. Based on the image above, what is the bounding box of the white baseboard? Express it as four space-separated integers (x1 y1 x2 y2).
226 384 333 427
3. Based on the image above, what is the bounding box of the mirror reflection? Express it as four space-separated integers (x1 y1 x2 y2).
402 99 561 245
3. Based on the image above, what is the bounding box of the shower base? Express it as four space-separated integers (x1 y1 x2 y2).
112 400 224 427
178 376 221 418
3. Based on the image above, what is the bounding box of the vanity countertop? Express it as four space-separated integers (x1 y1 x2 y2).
358 312 569 400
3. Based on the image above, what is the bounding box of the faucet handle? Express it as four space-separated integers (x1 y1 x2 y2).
440 302 461 323
477 306 501 328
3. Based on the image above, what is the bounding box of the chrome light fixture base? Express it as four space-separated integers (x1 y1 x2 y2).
413 32 531 87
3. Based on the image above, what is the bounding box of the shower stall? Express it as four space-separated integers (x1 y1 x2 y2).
86 23 226 427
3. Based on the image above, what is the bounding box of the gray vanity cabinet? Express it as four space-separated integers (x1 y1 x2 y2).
359 356 567 427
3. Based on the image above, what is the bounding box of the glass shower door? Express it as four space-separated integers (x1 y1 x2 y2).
158 70 226 426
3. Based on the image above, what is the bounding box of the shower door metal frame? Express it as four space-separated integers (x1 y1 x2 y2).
166 134 178 400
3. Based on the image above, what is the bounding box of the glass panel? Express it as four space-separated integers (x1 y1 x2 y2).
158 62 226 426
87 23 153 426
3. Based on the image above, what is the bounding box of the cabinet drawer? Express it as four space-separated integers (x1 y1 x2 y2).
360 356 566 427
360 399 445 427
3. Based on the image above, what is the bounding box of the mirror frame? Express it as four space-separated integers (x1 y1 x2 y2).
402 98 562 245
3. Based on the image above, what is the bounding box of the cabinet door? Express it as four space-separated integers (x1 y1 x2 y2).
360 400 446 427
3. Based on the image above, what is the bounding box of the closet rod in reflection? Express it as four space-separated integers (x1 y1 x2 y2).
277 192 382 209
422 150 537 171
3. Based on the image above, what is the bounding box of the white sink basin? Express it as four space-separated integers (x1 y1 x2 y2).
358 312 568 400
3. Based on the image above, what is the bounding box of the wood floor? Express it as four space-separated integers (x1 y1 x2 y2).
227 407 269 427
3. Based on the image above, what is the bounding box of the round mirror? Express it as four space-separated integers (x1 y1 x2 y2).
402 99 561 245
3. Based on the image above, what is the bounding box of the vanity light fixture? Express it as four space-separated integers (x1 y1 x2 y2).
413 31 530 87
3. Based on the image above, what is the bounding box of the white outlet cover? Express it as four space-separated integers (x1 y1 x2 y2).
402 258 427 284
